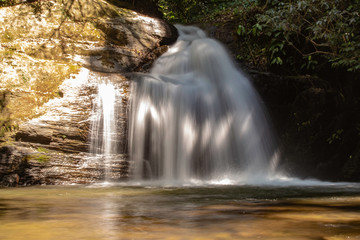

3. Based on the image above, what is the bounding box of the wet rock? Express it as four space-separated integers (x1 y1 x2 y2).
0 0 177 121
1 143 129 186
0 0 178 186
0 146 29 186
15 126 53 145
0 69 131 186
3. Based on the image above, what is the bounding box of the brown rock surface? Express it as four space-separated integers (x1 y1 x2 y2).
0 0 177 186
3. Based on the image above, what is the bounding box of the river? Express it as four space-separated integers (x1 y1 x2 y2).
1 184 359 239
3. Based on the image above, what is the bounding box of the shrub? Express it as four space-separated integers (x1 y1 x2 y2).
255 0 360 73
157 0 360 74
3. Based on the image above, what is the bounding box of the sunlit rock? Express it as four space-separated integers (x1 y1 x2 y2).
0 0 177 186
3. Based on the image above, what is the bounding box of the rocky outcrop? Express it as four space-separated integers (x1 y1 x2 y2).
14 68 94 153
0 144 129 187
1 67 131 186
0 0 177 121
0 0 178 186
0 0 176 72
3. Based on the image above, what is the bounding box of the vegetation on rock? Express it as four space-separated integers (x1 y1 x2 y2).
0 0 176 186
0 0 174 138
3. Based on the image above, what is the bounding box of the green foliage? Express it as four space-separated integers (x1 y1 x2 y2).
158 0 360 73
232 0 360 73
157 0 204 23
157 0 252 23
257 0 360 72
25 153 50 163
37 147 49 153
0 0 9 7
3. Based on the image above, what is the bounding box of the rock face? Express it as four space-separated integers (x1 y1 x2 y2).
0 0 177 186
1 69 131 186
251 71 360 182
0 0 176 72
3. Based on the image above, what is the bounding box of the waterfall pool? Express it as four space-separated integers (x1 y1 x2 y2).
1 184 359 240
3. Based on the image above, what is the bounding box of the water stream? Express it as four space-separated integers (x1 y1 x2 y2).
128 25 279 185
88 78 126 182
90 83 118 181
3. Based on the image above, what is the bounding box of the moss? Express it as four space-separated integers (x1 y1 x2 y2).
25 153 50 163
0 126 6 138
0 49 15 61
0 30 15 43
1 0 144 123
59 21 105 42
37 147 49 153
5 63 81 121
0 123 17 137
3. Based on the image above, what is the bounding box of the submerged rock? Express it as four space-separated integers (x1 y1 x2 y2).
0 0 177 186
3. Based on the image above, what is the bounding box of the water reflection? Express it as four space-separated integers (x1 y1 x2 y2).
0 185 359 239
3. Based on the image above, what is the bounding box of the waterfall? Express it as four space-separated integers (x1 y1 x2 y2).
90 83 117 155
128 25 280 185
89 81 122 182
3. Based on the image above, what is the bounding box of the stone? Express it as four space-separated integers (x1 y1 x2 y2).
0 0 178 186
1 68 132 185
0 0 177 120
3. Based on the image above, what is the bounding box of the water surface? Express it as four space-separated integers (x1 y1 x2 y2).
1 184 360 240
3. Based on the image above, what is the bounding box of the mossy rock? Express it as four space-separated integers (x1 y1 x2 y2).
0 0 175 130
25 153 50 164
0 0 177 186
0 0 175 70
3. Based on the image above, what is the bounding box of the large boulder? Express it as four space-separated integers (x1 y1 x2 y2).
0 0 176 74
0 0 178 186
0 0 176 121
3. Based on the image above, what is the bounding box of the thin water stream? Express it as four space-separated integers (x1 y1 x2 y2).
1 184 360 240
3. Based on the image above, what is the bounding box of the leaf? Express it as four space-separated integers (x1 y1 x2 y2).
237 25 246 36
271 57 283 65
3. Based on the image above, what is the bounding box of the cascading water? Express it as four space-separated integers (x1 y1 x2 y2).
90 83 117 155
89 81 122 181
128 25 280 185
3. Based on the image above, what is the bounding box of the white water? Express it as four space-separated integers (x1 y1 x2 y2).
128 25 280 185
90 82 120 181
